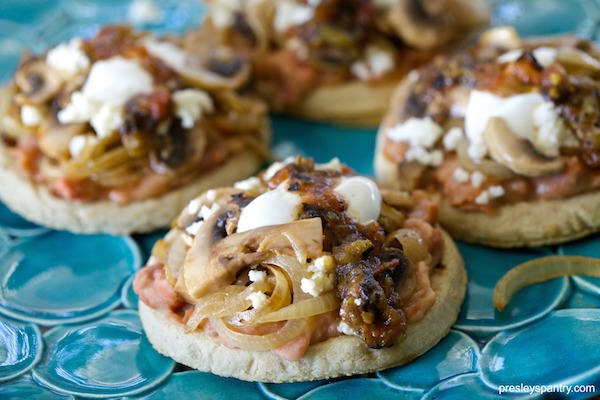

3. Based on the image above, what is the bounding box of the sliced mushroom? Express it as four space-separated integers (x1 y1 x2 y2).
455 138 517 179
557 46 600 74
38 114 87 159
483 117 564 177
179 49 251 91
179 216 323 299
14 58 63 105
149 120 207 175
385 0 488 49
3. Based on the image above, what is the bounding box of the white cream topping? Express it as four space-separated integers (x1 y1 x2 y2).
82 57 153 106
58 57 153 138
334 176 382 224
46 38 90 79
236 182 302 233
464 90 570 160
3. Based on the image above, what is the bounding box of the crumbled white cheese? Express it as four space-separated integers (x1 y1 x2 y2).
141 38 187 71
90 103 124 138
68 134 98 158
285 38 309 61
405 147 444 167
468 142 488 161
46 38 90 78
246 291 268 309
497 47 558 68
274 1 314 33
315 157 342 172
337 321 356 335
185 220 204 236
475 185 505 205
206 189 217 203
262 156 295 180
184 203 220 237
248 269 267 283
452 167 470 183
20 105 43 127
470 171 486 188
208 0 244 29
386 117 443 148
187 198 203 215
199 203 220 220
443 127 464 152
307 255 335 274
173 89 214 128
354 298 363 307
128 0 161 24
301 255 336 297
351 44 395 81
301 273 334 297
234 176 263 191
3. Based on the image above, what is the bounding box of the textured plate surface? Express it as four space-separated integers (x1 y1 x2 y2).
0 1 599 399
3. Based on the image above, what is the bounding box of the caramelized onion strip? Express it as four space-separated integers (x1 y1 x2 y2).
256 291 340 323
493 255 600 312
210 317 308 351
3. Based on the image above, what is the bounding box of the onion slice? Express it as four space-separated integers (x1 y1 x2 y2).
493 255 600 312
210 317 308 351
257 291 340 323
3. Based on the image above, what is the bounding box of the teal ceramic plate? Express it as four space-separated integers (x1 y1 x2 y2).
0 231 141 325
31 310 175 398
0 317 42 382
0 0 599 399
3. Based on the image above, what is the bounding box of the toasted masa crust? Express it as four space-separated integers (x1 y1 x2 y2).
0 146 264 235
375 132 600 247
373 42 600 248
138 230 466 383
438 193 600 248
282 80 399 127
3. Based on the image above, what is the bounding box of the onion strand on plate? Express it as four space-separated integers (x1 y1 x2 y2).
493 255 600 312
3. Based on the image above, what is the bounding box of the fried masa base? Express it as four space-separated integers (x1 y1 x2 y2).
373 62 600 248
138 230 466 383
375 138 600 248
256 79 398 128
438 193 600 248
0 146 264 235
